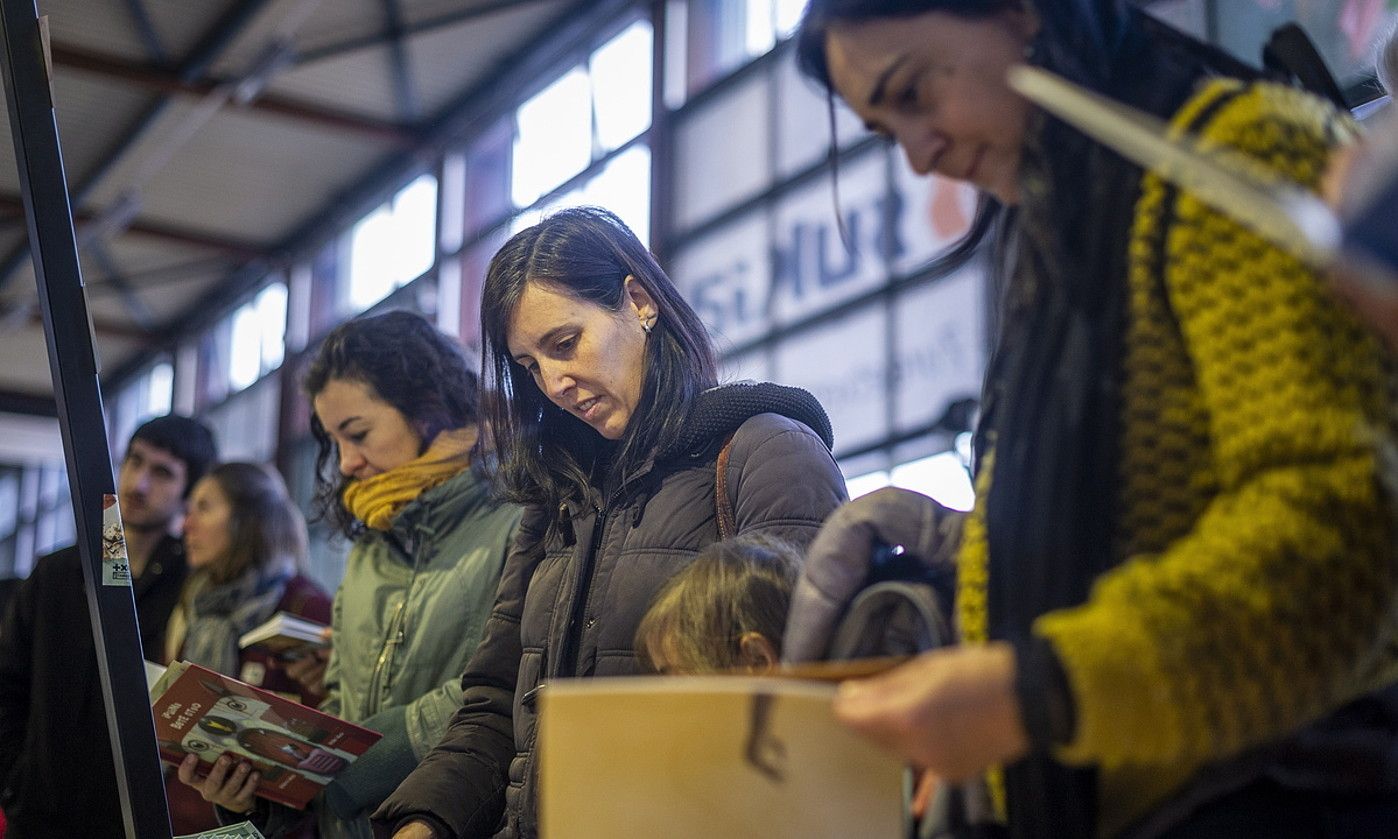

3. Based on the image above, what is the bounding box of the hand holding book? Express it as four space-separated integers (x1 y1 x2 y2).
179 752 259 816
150 661 381 810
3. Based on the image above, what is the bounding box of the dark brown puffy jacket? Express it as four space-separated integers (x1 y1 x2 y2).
373 382 847 838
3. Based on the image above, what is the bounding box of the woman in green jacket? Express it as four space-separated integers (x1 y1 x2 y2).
181 311 520 839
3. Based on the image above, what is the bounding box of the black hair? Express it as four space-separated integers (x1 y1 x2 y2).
302 310 480 539
794 0 1020 89
480 206 718 515
128 415 218 498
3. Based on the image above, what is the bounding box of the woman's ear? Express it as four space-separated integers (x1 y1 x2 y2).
623 275 659 327
738 632 780 675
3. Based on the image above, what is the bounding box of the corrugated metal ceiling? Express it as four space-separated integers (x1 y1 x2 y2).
0 0 574 405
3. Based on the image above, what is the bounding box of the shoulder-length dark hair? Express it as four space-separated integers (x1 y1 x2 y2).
302 310 481 539
480 206 718 513
201 462 307 585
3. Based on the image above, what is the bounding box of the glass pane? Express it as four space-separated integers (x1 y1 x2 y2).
256 282 288 372
685 0 753 94
775 46 869 179
582 145 652 245
592 20 654 152
745 0 775 56
890 452 975 511
720 348 769 384
669 211 772 349
463 120 513 241
459 226 511 348
393 175 438 286
773 304 888 453
346 175 438 313
771 150 888 327
774 0 803 39
845 470 891 500
510 184 586 234
673 71 771 231
894 162 979 276
0 473 17 537
893 265 988 434
514 68 593 208
147 362 173 416
347 204 398 311
227 303 262 392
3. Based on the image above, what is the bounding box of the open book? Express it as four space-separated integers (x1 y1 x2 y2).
237 611 329 660
539 674 905 839
149 661 381 809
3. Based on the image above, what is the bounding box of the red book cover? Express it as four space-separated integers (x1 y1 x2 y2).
150 662 381 810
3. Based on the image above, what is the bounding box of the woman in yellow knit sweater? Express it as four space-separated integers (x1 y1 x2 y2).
783 1 1398 837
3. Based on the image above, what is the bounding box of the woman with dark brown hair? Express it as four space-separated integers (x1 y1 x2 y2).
180 311 521 839
374 207 848 839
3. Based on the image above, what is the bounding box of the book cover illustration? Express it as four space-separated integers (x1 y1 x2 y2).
540 676 903 838
100 494 132 587
151 662 381 809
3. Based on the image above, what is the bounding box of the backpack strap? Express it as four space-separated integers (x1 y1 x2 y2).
715 433 737 540
1263 23 1348 108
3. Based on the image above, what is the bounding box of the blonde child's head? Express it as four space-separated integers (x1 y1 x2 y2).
1378 19 1398 96
635 533 801 675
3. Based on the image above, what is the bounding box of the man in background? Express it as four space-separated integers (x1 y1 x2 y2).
0 415 217 838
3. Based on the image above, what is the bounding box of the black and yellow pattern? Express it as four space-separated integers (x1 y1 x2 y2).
958 79 1398 836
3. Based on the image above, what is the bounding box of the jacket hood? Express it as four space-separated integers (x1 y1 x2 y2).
657 381 834 462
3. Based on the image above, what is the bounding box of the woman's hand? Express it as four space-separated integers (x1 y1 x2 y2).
176 753 259 814
833 642 1029 781
392 821 440 839
284 628 333 696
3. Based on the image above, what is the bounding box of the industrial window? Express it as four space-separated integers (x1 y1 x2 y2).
345 174 438 313
228 282 288 393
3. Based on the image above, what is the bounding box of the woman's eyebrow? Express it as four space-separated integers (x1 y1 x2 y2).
867 54 909 108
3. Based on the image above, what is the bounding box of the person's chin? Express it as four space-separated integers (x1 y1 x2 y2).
594 413 629 441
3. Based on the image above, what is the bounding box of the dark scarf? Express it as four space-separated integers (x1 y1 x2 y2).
180 558 295 677
975 6 1252 837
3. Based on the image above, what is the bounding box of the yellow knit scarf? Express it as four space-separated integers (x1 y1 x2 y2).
341 427 477 531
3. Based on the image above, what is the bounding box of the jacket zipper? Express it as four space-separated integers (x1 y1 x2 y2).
366 530 418 715
557 503 607 678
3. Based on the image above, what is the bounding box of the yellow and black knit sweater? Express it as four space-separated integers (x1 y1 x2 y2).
957 79 1398 837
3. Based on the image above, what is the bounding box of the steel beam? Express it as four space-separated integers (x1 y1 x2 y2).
0 4 171 837
294 0 555 65
380 0 419 123
50 41 416 144
121 0 167 63
104 0 622 387
0 0 273 295
0 191 269 256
